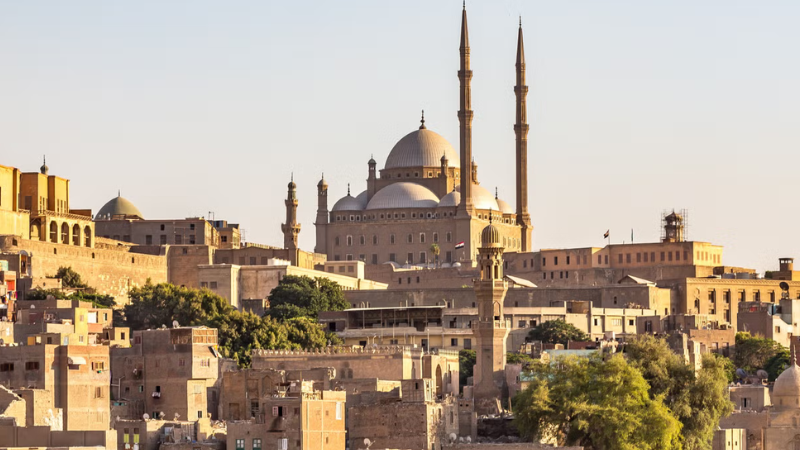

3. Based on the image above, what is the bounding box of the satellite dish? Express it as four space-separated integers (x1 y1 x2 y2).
159 411 165 419
757 369 769 379
363 438 372 448
30 305 35 309
143 413 149 420
449 433 457 443
172 320 180 328
125 444 131 449
736 368 748 379
781 282 790 292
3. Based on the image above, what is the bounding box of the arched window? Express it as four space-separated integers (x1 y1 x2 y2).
433 233 439 243
390 234 396 244
372 235 378 245
72 224 80 246
346 235 353 246
335 236 340 246
407 234 413 244
446 232 452 243
419 233 426 244
49 222 58 243
84 226 92 247
60 222 69 243
359 235 365 245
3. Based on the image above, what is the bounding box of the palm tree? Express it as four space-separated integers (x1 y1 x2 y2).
430 243 440 267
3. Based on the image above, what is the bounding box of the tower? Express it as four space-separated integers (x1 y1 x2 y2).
472 217 509 415
514 20 533 251
456 4 474 217
281 175 301 251
367 155 377 201
314 174 328 254
662 210 685 243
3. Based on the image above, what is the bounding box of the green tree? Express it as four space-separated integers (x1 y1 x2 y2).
507 352 534 366
624 335 733 450
513 354 682 450
764 346 791 381
54 266 87 289
267 275 349 320
459 349 476 388
123 281 233 330
25 288 68 300
430 243 440 266
732 332 783 373
527 320 589 345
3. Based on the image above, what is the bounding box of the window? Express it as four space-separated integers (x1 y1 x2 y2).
249 257 256 265
175 235 183 244
566 256 570 265
446 251 452 263
25 361 39 370
451 338 458 346
372 235 378 245
542 257 546 266
145 235 152 245
420 233 426 243
446 232 452 243
407 253 414 264
611 318 622 327
346 235 353 246
95 387 104 398
463 338 472 349
253 439 262 450
335 236 340 246
160 235 167 245
279 438 288 450
660 251 665 262
389 253 396 262
554 256 559 265
390 234 396 244
235 439 245 450
407 234 413 243
668 252 673 262
636 253 641 263
160 224 165 231
92 361 105 371
420 252 427 264
433 232 439 243
210 282 217 289
371 254 378 264
201 282 209 288
618 254 623 263
190 223 196 231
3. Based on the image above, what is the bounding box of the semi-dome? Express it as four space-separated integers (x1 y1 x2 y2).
332 194 363 212
773 362 800 409
453 184 499 211
438 190 461 208
366 182 439 210
481 223 502 247
496 198 514 215
96 194 144 220
384 129 459 170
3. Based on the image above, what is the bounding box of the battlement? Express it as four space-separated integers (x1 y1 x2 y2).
252 345 459 359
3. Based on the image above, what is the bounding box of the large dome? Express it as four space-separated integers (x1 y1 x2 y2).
96 194 143 220
773 362 800 409
366 182 439 210
332 190 368 212
438 190 461 208
496 198 514 215
384 129 459 170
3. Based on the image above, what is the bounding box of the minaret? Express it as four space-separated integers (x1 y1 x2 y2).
456 3 474 216
314 174 328 254
281 175 301 251
472 216 509 415
367 155 377 201
515 19 532 252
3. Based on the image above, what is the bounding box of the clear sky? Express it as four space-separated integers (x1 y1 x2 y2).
1 1 798 273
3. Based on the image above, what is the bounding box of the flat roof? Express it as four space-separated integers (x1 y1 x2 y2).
343 305 445 312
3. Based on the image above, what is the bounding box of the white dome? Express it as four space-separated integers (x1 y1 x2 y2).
332 195 363 211
454 184 499 211
366 182 439 210
773 363 800 409
384 129 459 170
496 198 514 215
438 190 461 208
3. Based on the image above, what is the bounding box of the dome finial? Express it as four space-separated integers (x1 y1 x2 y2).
495 186 498 199
40 155 49 175
291 172 294 182
347 183 351 196
489 208 493 224
118 189 121 197
419 110 426 130
519 15 522 27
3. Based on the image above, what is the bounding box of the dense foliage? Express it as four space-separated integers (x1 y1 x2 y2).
26 266 116 311
624 335 733 450
124 277 344 367
266 275 349 320
514 353 682 450
506 352 535 367
732 332 784 375
54 266 87 289
459 349 476 388
526 319 590 345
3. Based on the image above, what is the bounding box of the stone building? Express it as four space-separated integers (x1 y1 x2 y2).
0 339 111 431
314 7 532 267
226 381 346 450
110 326 220 422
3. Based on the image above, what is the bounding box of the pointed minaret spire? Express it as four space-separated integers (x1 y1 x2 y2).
457 2 474 217
419 110 426 129
515 17 532 252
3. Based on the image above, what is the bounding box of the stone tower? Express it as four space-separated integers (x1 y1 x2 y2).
514 20 533 252
456 4 474 217
472 217 509 415
314 174 328 254
662 211 685 243
281 175 301 251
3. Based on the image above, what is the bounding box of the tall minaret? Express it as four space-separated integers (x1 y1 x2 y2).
515 19 532 252
456 3 474 216
472 217 509 415
282 175 301 251
314 174 328 254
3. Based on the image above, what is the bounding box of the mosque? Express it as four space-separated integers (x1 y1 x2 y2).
312 6 532 267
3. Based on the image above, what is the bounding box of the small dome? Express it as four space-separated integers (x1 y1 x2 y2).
481 223 502 247
317 176 328 188
496 198 514 215
355 190 368 206
332 195 363 212
385 129 459 170
438 190 461 208
366 182 439 210
773 362 800 409
96 194 144 220
288 180 296 189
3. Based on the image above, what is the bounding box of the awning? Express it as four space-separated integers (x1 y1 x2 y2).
68 356 87 365
505 275 537 288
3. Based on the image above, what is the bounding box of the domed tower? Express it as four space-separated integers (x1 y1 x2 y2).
314 174 328 254
662 210 685 243
367 155 378 201
281 175 301 251
472 216 509 415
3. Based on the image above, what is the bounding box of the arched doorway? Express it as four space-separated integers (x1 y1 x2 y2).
60 223 68 243
435 365 443 397
72 224 80 246
49 222 58 243
84 226 92 247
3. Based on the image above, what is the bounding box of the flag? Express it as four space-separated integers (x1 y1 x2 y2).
455 241 465 249
603 230 609 239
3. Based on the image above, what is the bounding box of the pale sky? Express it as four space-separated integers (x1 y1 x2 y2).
1 1 798 273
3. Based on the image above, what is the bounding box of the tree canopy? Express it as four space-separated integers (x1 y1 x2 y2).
54 266 87 289
513 353 682 450
459 349 476 388
527 320 589 345
732 332 784 374
266 275 349 320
